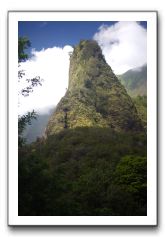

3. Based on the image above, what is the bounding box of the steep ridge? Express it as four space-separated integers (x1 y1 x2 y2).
46 40 144 136
119 65 147 97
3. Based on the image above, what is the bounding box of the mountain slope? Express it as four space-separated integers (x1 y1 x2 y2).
119 65 147 97
46 40 144 136
133 95 147 129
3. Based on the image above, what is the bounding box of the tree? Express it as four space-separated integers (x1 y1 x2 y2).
18 37 43 146
18 111 37 147
18 37 31 62
18 37 43 97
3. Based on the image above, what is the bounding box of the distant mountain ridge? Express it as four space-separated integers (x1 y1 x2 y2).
118 65 147 97
23 108 54 143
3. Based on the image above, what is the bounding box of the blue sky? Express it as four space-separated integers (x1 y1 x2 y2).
18 21 147 115
18 21 146 52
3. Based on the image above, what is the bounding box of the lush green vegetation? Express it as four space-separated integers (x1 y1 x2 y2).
18 111 37 147
19 127 147 216
118 65 147 97
133 95 147 129
18 37 31 62
118 65 147 129
19 40 147 216
47 40 144 136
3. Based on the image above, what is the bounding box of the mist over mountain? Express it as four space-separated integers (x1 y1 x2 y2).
23 107 54 143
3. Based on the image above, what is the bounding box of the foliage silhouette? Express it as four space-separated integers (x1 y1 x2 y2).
18 37 43 146
19 127 147 216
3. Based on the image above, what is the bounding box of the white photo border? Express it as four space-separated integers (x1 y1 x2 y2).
8 11 157 226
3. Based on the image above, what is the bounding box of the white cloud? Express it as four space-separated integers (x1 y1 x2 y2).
93 21 147 74
18 45 73 115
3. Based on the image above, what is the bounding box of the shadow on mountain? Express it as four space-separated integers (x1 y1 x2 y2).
19 126 147 216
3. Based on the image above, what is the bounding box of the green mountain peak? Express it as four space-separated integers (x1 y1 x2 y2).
46 40 144 136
